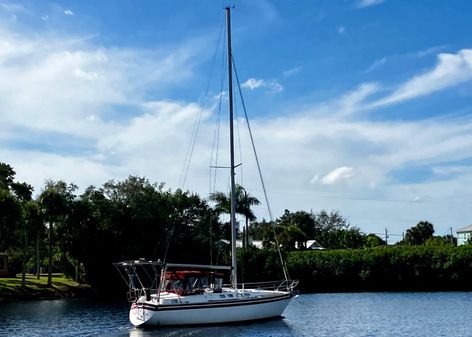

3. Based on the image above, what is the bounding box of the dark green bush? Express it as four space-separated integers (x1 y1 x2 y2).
283 245 472 292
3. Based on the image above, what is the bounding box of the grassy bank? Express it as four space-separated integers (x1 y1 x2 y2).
0 274 95 301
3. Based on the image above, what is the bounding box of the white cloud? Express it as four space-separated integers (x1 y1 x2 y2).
0 3 28 14
365 57 387 73
283 66 302 77
432 166 470 176
2 6 472 242
309 175 320 184
1 149 113 193
242 78 264 90
40 15 48 22
337 82 379 115
356 0 385 8
242 78 283 93
320 167 355 185
370 49 472 108
0 29 206 139
0 21 215 196
415 45 448 58
64 9 74 16
74 68 98 80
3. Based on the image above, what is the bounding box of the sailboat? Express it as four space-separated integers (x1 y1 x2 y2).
114 7 297 327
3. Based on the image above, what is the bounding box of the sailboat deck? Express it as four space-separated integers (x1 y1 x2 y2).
150 287 288 305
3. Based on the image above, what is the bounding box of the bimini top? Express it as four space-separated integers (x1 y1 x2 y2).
165 270 225 280
113 259 231 271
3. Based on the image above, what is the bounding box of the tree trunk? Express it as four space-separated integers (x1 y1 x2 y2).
47 220 52 286
36 231 40 280
75 258 79 283
245 217 249 248
21 228 28 287
21 253 26 287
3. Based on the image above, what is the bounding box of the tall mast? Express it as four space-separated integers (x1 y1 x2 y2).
226 6 237 289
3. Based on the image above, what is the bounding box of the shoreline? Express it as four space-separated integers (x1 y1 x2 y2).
3 274 471 302
0 274 97 302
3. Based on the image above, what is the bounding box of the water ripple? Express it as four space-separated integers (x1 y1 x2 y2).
2 293 472 337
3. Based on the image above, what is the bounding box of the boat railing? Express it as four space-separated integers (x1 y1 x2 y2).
126 287 159 303
229 279 297 292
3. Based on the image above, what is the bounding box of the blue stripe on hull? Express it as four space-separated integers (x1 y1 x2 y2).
131 293 292 312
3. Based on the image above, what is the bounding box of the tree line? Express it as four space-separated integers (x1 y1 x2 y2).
287 244 472 292
0 162 465 294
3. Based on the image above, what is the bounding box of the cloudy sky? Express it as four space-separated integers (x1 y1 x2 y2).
1 0 472 242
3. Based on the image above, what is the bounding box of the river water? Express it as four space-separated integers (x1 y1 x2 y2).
1 292 471 337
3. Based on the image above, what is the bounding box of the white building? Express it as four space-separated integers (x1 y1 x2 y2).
295 240 325 250
456 224 472 245
235 239 264 249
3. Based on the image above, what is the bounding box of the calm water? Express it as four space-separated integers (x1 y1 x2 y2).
1 292 472 337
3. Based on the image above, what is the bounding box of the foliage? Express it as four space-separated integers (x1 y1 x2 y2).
0 188 22 252
264 209 366 250
277 224 307 250
313 210 352 233
364 234 385 248
0 163 16 189
209 184 260 222
38 180 77 285
3 161 472 295
425 236 456 247
0 164 22 252
0 163 41 286
286 245 472 292
276 210 315 239
402 221 435 245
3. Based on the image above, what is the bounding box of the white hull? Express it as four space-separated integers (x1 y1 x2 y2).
129 289 292 327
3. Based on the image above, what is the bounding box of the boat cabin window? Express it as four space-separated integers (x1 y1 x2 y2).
213 276 223 293
169 280 184 293
185 276 204 294
162 271 224 296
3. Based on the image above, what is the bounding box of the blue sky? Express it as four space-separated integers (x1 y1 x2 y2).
1 0 472 241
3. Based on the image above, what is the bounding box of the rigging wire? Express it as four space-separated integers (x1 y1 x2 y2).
231 56 291 284
163 19 225 263
234 91 244 187
208 24 227 266
178 21 225 190
209 26 227 194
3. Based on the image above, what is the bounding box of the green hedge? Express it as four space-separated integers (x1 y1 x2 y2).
286 245 472 292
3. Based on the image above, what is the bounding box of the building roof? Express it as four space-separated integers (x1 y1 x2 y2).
306 240 325 250
456 224 472 233
295 240 325 250
235 240 264 249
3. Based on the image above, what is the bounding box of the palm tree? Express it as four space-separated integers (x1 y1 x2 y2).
38 181 75 286
209 185 260 247
11 182 35 288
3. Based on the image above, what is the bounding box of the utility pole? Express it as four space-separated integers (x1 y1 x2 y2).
450 227 454 245
385 228 389 245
